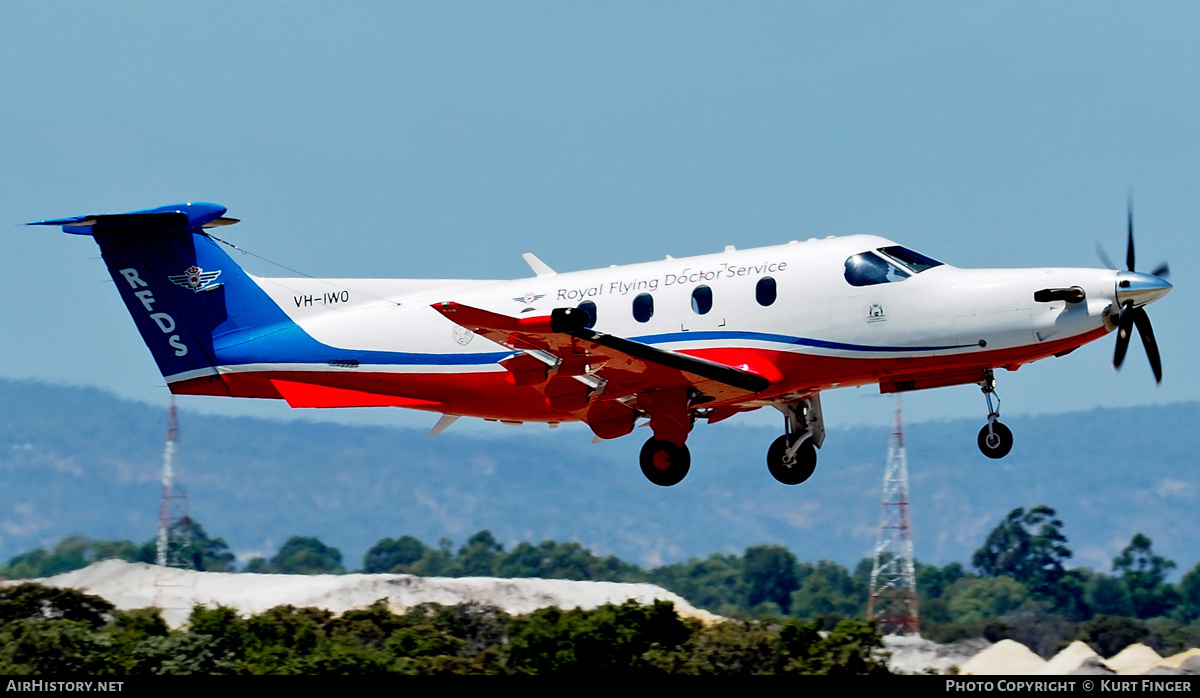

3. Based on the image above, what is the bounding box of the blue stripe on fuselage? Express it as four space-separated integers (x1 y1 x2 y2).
210 324 973 370
631 330 975 353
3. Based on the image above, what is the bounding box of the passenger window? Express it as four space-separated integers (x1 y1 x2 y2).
756 277 777 306
577 301 597 328
632 293 654 323
691 285 713 315
844 252 911 287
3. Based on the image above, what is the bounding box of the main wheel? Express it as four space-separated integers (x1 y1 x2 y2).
639 439 691 486
977 421 1014 459
767 434 817 485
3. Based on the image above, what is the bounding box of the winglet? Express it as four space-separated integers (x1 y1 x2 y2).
522 253 556 277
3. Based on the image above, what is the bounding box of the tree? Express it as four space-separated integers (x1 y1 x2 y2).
249 536 345 575
505 600 691 674
1046 568 1093 622
1113 533 1178 619
495 540 637 581
946 576 1030 626
790 561 867 621
972 505 1072 595
0 583 114 629
648 554 743 615
743 545 800 615
400 538 454 577
363 536 428 574
142 518 236 572
777 618 890 675
0 535 142 579
916 561 966 600
1076 615 1150 658
681 618 777 674
451 531 503 577
1086 573 1134 618
1176 562 1200 624
0 619 116 675
105 607 170 673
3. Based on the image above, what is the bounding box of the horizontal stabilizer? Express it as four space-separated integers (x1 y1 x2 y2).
28 203 236 236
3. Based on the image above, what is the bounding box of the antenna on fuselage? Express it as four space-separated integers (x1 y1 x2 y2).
522 253 556 277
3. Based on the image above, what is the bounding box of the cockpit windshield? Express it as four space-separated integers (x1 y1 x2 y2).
844 246 943 287
878 246 943 273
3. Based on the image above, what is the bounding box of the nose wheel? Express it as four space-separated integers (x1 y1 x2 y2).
767 433 818 484
978 422 1013 459
977 369 1013 459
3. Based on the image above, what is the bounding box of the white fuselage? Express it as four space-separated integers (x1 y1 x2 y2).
230 234 1118 418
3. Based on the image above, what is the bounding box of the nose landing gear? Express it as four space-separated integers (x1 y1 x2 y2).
767 395 825 484
977 369 1013 459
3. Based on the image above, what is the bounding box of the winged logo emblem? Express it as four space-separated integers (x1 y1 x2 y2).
168 265 222 293
513 292 546 305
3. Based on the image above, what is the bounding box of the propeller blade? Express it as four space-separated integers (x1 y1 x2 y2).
1150 262 1170 279
1131 306 1163 384
1113 301 1135 370
1126 199 1136 272
1095 242 1116 271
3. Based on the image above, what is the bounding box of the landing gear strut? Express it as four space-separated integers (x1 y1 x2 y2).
977 369 1013 459
767 395 825 485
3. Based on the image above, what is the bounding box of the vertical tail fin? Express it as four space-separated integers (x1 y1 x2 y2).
30 203 291 395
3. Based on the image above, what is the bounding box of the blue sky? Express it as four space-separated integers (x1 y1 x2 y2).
2 2 1196 432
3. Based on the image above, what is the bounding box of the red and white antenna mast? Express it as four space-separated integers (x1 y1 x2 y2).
155 398 190 568
867 397 920 635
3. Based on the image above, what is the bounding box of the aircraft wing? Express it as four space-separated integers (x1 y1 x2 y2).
431 302 772 407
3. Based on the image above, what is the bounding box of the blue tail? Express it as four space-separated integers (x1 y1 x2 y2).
30 203 292 395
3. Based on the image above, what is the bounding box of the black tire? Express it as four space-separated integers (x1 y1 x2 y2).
639 438 691 486
977 422 1014 459
767 434 817 485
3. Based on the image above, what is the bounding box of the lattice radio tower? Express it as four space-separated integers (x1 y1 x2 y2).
155 397 191 569
867 397 920 635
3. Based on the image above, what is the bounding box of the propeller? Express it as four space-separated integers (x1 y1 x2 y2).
1108 201 1170 383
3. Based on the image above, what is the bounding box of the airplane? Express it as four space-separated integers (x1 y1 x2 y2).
30 202 1172 487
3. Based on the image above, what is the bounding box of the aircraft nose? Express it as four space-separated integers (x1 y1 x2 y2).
1115 271 1172 308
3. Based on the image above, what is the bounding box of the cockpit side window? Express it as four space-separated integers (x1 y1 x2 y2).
878 245 943 273
844 252 912 287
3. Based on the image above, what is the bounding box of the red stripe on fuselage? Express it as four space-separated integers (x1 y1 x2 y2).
166 326 1109 421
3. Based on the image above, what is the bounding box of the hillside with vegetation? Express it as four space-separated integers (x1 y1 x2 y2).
0 579 889 675
0 378 1197 577
4 502 1199 665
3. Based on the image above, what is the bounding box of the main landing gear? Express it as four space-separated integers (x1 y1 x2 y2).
766 396 825 485
977 369 1014 459
639 439 691 487
636 388 694 487
634 391 828 487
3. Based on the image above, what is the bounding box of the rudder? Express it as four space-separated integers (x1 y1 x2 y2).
31 203 293 395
